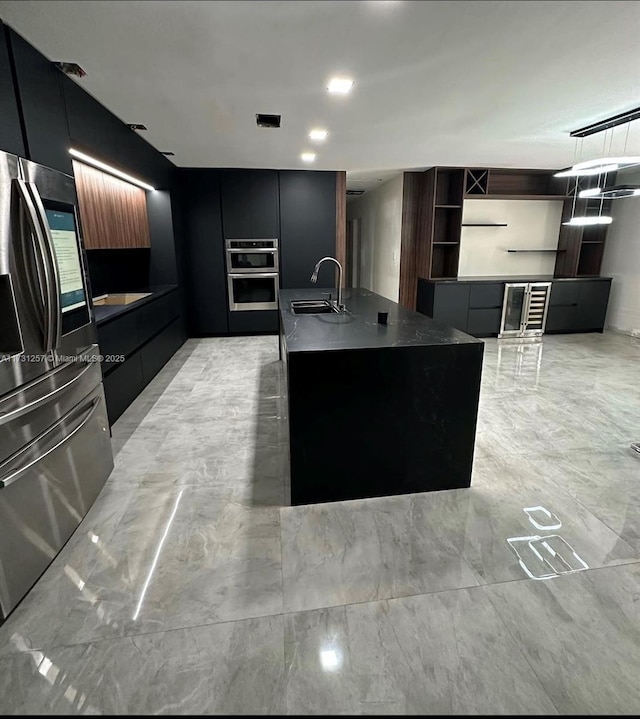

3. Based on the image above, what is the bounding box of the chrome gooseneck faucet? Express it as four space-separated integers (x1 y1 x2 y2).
310 256 344 311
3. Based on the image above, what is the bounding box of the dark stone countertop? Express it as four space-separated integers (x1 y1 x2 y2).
423 275 612 284
93 285 178 326
279 288 482 353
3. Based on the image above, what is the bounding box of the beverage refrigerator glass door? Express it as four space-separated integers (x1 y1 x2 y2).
499 282 552 338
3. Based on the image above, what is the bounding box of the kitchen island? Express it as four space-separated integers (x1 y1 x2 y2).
279 288 484 505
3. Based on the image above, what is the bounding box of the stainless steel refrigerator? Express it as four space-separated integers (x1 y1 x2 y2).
0 151 113 619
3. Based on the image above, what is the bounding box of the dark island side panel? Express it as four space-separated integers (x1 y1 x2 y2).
287 342 483 505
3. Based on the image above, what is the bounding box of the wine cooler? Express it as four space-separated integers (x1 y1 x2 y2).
499 282 552 338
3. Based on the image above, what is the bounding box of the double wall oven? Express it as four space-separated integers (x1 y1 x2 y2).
226 238 279 311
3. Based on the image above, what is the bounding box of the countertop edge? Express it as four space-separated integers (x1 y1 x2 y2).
94 285 179 327
279 288 484 353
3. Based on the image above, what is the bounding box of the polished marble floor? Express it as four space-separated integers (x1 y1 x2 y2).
1 331 639 714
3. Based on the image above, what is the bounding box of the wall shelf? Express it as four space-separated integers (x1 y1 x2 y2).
507 249 558 253
461 223 508 227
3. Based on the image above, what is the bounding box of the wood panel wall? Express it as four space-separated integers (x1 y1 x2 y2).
73 160 151 249
398 171 431 310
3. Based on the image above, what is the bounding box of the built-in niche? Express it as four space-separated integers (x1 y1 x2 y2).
458 199 563 277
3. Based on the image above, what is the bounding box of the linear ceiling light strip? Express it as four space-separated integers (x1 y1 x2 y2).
68 148 155 191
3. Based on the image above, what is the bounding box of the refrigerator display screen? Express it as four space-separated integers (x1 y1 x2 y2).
45 209 86 313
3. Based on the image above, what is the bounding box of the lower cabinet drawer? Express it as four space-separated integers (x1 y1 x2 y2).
141 317 184 385
549 282 580 306
136 291 180 344
546 305 578 332
467 308 502 336
102 351 145 425
469 283 505 309
97 312 140 374
228 310 279 334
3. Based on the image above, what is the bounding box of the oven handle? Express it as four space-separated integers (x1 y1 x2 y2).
228 272 279 279
226 248 277 254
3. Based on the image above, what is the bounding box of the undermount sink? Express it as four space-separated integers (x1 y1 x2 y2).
93 292 151 306
290 299 340 315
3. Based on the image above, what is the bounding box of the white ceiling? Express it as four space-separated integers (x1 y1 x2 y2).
1 0 639 189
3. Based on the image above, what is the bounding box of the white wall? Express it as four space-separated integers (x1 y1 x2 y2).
458 199 563 277
601 171 640 336
347 174 403 302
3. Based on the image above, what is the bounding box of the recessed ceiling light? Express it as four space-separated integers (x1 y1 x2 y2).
327 77 354 95
309 129 328 141
301 152 316 163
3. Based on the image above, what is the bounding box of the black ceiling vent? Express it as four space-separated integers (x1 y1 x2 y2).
127 123 148 131
346 189 365 196
54 62 87 77
161 151 175 156
256 113 281 128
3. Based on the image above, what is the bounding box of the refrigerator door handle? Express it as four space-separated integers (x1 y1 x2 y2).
0 396 101 489
14 179 60 353
0 359 95 427
27 182 62 351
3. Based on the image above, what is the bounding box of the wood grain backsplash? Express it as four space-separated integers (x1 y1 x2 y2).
73 160 151 249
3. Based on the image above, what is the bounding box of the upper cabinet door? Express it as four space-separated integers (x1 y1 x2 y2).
220 170 251 238
250 170 279 238
220 169 280 239
0 24 25 156
8 28 71 174
279 170 337 289
62 76 122 162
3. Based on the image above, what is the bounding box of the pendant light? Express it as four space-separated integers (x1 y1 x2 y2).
561 132 614 226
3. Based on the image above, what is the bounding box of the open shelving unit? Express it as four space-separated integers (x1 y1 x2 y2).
554 174 613 278
399 165 606 310
430 168 465 279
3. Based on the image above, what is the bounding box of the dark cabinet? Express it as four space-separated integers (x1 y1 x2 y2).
97 290 185 424
7 28 71 173
469 283 504 309
220 171 250 238
97 311 140 374
177 170 228 335
574 280 611 331
549 282 579 307
546 305 577 333
0 24 25 156
220 169 279 239
62 77 122 165
467 308 502 336
417 281 469 332
279 170 336 289
136 290 180 340
102 350 145 425
141 317 183 384
547 279 611 333
62 74 172 189
228 310 279 335
419 277 611 337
